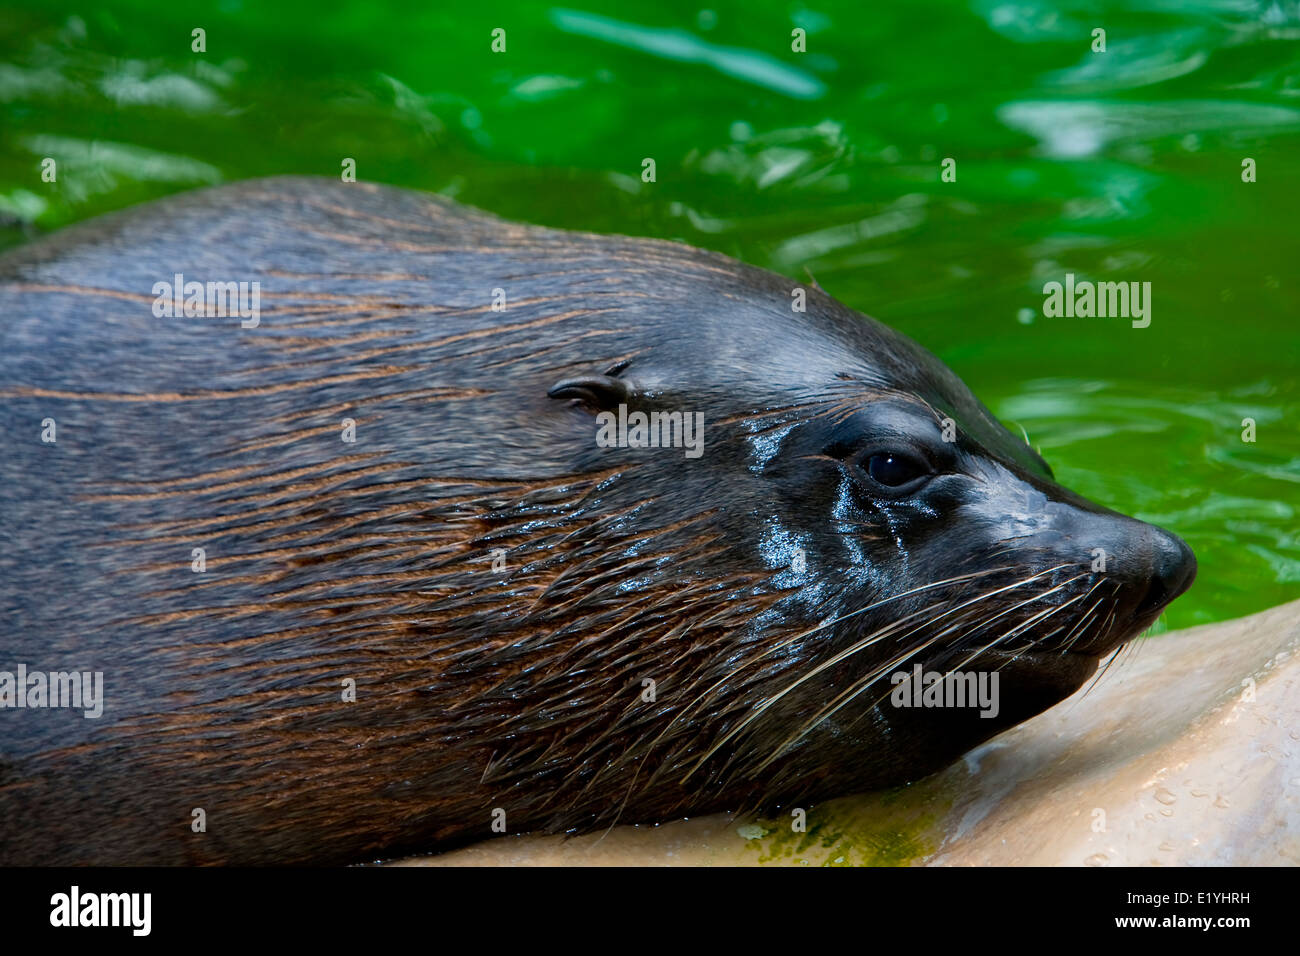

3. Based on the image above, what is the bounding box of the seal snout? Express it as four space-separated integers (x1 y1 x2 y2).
1019 494 1198 651
1133 526 1197 621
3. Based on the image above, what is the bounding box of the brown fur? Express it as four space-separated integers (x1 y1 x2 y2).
0 178 1194 864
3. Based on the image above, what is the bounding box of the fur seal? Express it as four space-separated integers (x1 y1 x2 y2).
0 177 1195 864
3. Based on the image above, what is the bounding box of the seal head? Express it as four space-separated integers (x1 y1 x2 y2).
0 177 1195 863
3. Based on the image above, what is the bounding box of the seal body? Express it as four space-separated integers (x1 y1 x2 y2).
0 177 1195 865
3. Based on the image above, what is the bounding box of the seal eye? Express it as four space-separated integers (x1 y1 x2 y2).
865 451 929 489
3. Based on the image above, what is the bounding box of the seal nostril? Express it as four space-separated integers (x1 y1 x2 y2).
1136 529 1197 618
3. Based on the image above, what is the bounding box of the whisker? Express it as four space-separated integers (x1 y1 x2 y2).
735 566 1076 777
633 567 1016 797
1056 579 1107 655
1080 640 1125 699
650 569 1005 752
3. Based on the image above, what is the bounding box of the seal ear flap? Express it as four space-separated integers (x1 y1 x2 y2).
547 375 633 412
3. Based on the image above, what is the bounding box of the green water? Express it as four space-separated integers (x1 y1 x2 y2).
2 0 1297 629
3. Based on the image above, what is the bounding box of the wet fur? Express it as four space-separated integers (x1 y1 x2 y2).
0 178 1183 864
